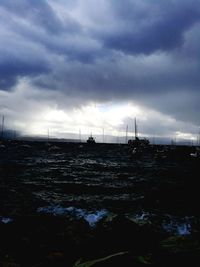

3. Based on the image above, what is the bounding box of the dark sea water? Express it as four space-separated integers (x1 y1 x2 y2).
1 142 200 234
1 142 200 266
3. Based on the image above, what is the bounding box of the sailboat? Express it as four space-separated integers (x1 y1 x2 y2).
128 118 149 147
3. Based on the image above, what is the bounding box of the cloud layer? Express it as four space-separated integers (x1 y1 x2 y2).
0 0 200 139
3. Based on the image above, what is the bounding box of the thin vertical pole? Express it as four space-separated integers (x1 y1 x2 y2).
47 129 50 142
134 118 138 139
198 128 200 146
79 129 81 142
1 115 4 139
125 125 128 144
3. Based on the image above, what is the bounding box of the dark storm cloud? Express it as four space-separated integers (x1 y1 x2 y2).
0 0 82 89
1 0 200 130
100 0 200 54
0 0 65 34
0 50 50 89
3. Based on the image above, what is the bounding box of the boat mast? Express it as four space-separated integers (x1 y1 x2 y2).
125 125 128 144
79 129 82 142
197 127 200 146
47 129 50 143
134 118 138 140
1 115 4 139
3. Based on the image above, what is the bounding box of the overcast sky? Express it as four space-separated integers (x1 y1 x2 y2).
0 0 200 142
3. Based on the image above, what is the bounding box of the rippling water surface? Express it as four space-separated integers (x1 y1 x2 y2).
1 142 200 233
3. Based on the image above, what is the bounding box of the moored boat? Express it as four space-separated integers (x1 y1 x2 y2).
87 134 96 144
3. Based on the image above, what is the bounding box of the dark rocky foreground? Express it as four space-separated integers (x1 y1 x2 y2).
0 141 200 266
1 214 200 267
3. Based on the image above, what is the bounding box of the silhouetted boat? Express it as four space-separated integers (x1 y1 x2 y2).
87 134 96 144
128 118 150 148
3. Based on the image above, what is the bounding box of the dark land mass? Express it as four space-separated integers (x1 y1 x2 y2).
0 141 200 266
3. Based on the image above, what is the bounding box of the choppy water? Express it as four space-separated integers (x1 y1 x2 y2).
1 142 200 234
